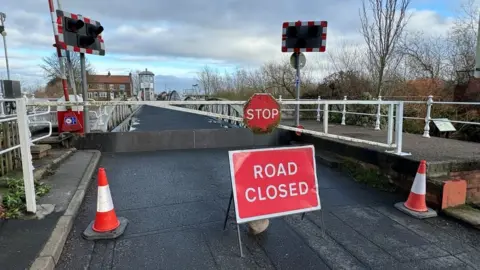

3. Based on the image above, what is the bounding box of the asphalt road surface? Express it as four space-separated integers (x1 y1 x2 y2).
128 105 234 131
57 148 480 270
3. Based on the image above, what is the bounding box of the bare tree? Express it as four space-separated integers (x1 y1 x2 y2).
398 31 449 79
39 52 95 89
325 39 368 74
129 70 141 95
359 0 412 96
196 65 223 95
447 0 478 83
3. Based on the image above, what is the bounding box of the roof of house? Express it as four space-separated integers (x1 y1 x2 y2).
139 68 154 76
87 72 131 84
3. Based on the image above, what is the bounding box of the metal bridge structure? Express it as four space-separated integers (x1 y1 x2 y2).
1 92 479 269
1 92 479 213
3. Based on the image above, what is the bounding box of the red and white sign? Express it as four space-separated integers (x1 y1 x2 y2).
296 125 304 136
243 93 281 134
228 145 321 223
55 10 106 55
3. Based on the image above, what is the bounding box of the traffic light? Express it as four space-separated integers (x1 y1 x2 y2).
55 10 106 56
78 23 104 48
65 18 84 32
282 21 327 52
0 26 4 34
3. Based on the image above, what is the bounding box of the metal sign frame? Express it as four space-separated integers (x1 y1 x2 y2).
281 21 327 52
55 10 106 55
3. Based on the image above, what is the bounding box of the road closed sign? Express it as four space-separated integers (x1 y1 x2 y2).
228 145 320 223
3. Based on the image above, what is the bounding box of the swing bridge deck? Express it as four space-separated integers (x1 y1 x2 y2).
1 97 480 269
56 104 480 270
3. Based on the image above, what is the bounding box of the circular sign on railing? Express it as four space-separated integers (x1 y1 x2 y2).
296 125 304 136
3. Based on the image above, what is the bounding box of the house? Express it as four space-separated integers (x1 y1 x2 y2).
87 71 133 100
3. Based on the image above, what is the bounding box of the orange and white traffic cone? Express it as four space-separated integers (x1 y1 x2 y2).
394 160 437 219
83 168 128 240
93 168 120 232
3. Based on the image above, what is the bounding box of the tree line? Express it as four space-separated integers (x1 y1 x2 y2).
196 0 478 100
194 0 479 142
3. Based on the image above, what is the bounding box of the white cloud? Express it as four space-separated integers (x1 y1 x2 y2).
0 0 465 89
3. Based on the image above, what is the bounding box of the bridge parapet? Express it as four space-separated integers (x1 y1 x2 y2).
23 95 140 133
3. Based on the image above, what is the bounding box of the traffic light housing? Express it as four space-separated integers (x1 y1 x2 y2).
55 10 105 55
282 21 327 52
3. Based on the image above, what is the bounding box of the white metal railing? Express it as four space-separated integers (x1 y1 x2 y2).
89 97 140 132
279 95 480 138
0 97 53 214
16 95 140 133
27 99 410 156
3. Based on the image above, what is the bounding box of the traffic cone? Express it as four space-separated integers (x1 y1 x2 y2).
394 160 437 219
93 168 120 232
404 160 428 212
83 168 128 240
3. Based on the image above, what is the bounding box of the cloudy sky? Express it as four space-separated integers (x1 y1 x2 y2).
0 0 470 92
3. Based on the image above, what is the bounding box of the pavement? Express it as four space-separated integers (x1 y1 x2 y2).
57 148 480 270
0 150 100 270
129 106 234 131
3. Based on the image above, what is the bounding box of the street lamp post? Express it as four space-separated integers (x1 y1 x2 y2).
0 12 10 80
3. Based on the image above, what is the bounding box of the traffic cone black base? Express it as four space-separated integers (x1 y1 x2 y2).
83 216 129 240
394 202 437 219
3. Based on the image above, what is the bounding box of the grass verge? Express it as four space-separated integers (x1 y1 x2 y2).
340 158 398 192
0 177 50 219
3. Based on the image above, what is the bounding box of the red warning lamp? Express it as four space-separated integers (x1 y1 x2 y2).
65 18 85 32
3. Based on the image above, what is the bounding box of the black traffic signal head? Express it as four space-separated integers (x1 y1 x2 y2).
0 26 4 34
285 25 322 48
65 18 85 32
78 36 95 47
78 24 104 47
87 24 104 37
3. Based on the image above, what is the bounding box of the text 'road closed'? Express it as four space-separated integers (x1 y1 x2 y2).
228 145 321 223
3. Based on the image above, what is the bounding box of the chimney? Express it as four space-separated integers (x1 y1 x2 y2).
107 71 111 76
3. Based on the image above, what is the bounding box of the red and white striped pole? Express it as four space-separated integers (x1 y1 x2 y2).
47 0 70 102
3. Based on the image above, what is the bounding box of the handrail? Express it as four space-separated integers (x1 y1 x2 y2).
280 95 479 138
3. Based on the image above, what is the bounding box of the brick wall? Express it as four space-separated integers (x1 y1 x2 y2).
449 170 480 204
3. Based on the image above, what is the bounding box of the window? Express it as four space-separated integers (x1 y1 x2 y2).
99 92 107 98
97 84 105 90
94 92 98 97
119 84 126 91
87 92 93 98
109 84 115 90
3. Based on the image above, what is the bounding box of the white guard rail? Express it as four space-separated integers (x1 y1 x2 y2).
28 99 410 156
24 96 140 132
279 95 480 138
1 97 54 214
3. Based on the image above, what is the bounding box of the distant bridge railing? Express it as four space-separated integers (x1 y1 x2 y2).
21 95 140 133
183 96 246 127
174 98 408 155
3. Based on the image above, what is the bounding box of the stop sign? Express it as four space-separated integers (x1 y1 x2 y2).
243 93 281 134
